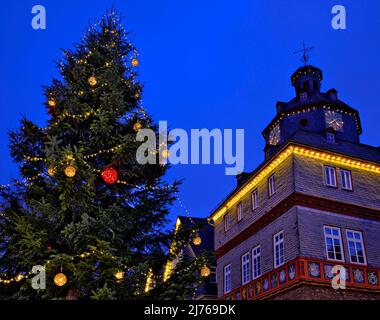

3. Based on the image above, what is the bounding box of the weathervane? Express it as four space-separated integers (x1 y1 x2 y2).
293 41 314 65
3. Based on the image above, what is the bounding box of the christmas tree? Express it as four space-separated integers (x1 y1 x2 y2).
0 10 209 300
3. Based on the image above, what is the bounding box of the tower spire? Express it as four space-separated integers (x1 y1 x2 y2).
293 41 314 65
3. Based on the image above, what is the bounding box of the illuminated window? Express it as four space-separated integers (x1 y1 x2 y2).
273 231 284 268
324 166 337 187
252 245 261 279
346 230 366 265
224 264 232 294
268 175 275 197
237 203 242 222
326 132 335 143
251 189 258 210
300 92 308 101
341 170 352 190
324 226 344 262
241 252 251 285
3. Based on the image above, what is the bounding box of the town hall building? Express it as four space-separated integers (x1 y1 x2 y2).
209 64 380 299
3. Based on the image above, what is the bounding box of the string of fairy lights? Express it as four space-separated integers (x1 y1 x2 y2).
0 246 134 286
0 10 211 288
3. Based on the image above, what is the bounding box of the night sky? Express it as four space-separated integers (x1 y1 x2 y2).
1 0 380 227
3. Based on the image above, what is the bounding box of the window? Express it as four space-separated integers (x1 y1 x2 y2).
324 166 337 187
313 80 319 90
252 245 261 279
241 252 251 285
209 266 217 283
273 231 284 267
324 226 344 261
224 213 230 232
300 92 308 101
303 80 309 90
341 170 353 191
268 175 275 197
326 132 335 143
224 264 232 294
251 189 258 210
237 203 242 222
346 230 366 265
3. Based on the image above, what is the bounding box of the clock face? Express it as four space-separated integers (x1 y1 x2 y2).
325 110 344 131
269 124 281 146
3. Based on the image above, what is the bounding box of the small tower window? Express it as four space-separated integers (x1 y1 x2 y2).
326 132 335 143
303 81 309 90
313 80 319 90
300 92 307 101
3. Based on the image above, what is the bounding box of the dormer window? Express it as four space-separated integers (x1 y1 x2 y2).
326 132 336 143
300 92 307 101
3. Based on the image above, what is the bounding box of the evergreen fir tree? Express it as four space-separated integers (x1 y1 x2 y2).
0 9 210 300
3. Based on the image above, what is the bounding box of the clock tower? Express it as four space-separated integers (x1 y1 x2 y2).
210 63 380 300
263 65 362 160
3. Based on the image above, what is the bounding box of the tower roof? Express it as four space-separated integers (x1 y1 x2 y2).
291 65 323 86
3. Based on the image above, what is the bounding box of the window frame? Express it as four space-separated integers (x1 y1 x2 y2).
341 169 353 191
241 252 251 285
224 213 230 232
236 202 242 223
323 225 345 262
224 264 232 294
268 174 276 197
209 266 217 283
251 189 258 211
273 231 285 268
324 165 337 188
346 229 367 265
252 245 261 280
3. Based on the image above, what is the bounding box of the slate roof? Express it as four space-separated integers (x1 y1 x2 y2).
289 129 380 164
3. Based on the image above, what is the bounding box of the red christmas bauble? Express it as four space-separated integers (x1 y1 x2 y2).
101 167 118 184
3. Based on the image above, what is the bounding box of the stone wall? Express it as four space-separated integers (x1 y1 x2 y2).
271 284 380 300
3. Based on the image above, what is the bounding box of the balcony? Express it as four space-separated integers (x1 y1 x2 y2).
221 257 380 300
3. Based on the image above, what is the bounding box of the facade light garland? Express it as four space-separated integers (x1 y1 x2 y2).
265 105 361 134
210 144 380 222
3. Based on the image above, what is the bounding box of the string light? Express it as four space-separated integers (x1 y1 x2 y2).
265 105 361 135
210 143 380 222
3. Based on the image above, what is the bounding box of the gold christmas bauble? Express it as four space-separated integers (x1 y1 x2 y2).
64 165 76 178
87 76 97 86
131 58 139 67
133 121 142 132
48 98 56 107
115 271 125 281
193 236 202 246
48 166 56 176
54 273 67 287
200 266 211 277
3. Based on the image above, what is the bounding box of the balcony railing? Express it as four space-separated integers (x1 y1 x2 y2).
221 257 380 300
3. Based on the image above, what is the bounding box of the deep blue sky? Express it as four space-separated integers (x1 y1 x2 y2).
1 1 380 227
